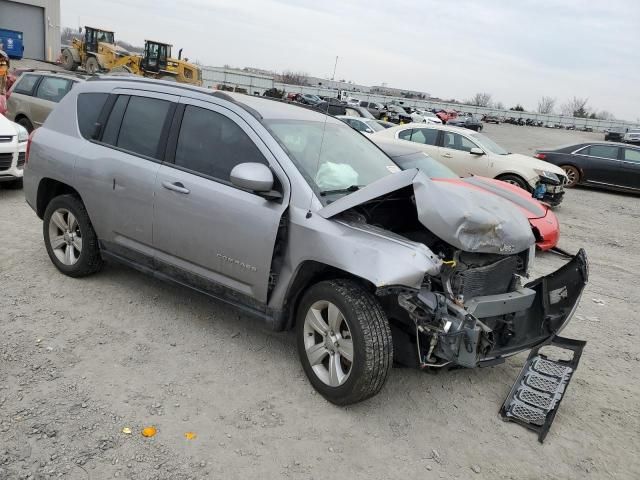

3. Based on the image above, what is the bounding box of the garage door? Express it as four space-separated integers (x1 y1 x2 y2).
0 0 45 60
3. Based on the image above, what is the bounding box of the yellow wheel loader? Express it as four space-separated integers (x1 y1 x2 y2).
111 40 202 86
61 27 130 75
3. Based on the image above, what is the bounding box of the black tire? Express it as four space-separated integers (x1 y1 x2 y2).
85 57 100 75
16 117 34 133
296 279 393 405
61 48 78 71
497 174 529 191
43 195 103 277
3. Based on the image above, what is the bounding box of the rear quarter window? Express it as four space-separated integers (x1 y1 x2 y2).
77 93 109 139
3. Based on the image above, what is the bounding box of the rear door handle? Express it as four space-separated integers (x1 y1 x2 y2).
162 181 190 194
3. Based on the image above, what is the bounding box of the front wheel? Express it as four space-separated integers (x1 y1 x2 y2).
43 195 103 277
296 280 393 405
85 57 100 75
497 174 529 191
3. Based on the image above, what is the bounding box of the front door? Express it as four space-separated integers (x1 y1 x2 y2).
619 147 640 190
438 131 489 177
153 99 289 303
578 144 620 185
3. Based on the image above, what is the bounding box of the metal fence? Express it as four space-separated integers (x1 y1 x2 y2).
201 66 638 132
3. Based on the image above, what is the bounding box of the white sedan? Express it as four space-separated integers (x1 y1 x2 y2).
0 113 28 188
412 109 443 124
372 123 568 206
335 115 387 136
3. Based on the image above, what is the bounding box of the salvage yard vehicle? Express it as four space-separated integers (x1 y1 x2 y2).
61 26 202 86
24 78 588 431
535 142 640 192
336 115 386 135
6 70 86 132
445 114 483 132
374 139 560 250
0 112 28 187
373 123 568 206
623 128 640 145
604 127 627 142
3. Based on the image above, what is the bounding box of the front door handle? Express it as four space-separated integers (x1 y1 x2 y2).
442 153 453 158
162 181 190 194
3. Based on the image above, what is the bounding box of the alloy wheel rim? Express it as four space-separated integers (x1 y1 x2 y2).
48 208 82 266
563 167 578 186
303 300 353 387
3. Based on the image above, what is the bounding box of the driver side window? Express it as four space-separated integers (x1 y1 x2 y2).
443 132 479 152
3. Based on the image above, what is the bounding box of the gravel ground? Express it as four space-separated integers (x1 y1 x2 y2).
1 122 639 479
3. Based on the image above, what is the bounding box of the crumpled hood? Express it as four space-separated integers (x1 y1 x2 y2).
318 169 535 254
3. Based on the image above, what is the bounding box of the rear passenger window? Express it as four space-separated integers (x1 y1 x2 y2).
411 128 439 146
77 92 109 139
174 105 267 181
35 77 72 103
13 74 39 95
107 96 172 159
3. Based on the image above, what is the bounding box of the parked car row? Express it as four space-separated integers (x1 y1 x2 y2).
22 76 589 412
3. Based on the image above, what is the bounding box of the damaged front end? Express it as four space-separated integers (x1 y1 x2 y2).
319 169 588 370
397 248 588 369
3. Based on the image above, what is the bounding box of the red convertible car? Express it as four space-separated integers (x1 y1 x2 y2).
375 139 559 250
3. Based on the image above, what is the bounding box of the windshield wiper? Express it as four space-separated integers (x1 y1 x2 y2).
320 185 361 196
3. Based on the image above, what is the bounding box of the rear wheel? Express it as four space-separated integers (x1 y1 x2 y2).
560 165 580 188
16 117 34 133
43 195 103 277
296 280 392 405
497 174 529 191
61 48 78 71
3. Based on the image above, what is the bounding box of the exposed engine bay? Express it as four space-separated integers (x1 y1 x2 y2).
334 184 588 370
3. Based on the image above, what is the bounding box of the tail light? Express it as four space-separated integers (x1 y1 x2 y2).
534 153 546 160
25 130 35 165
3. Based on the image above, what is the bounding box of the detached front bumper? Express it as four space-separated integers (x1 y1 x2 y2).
404 249 589 368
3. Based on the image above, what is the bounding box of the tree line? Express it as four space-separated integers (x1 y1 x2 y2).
465 92 614 119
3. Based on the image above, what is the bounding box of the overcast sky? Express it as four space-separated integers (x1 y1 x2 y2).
62 0 639 120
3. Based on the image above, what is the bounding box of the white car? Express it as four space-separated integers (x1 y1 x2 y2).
335 115 387 135
412 109 443 124
372 123 568 205
0 114 28 188
623 128 640 144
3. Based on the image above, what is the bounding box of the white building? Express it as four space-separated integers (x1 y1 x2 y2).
0 0 61 61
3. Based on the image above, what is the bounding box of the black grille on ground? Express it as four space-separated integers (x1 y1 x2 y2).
451 255 518 299
17 152 25 168
0 153 13 170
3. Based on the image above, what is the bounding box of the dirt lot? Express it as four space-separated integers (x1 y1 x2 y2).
1 124 639 480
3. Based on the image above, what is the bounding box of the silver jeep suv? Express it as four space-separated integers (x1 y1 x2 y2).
24 77 588 405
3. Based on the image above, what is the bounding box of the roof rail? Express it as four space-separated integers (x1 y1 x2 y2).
86 75 264 120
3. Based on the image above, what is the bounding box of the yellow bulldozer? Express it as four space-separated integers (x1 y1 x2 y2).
61 26 202 86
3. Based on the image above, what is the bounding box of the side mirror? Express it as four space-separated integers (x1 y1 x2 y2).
470 147 484 156
230 162 274 192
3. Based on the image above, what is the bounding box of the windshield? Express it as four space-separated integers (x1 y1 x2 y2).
469 132 510 155
266 120 399 201
392 152 458 179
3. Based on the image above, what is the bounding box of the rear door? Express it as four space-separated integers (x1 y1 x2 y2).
153 98 289 304
74 90 177 265
438 131 489 177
